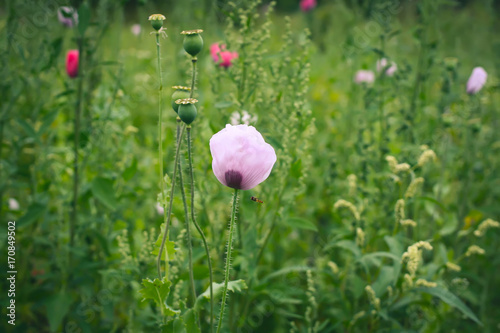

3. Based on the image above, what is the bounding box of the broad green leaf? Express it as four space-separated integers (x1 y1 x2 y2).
173 318 186 333
384 235 404 256
326 240 361 258
182 309 200 333
414 287 482 325
439 214 458 236
283 217 318 231
372 266 396 296
45 291 72 332
18 202 46 228
194 279 247 311
262 266 311 282
91 177 118 210
139 278 177 316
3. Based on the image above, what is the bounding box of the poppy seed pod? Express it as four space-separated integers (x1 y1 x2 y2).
148 14 165 31
176 98 198 124
181 30 203 57
171 86 191 113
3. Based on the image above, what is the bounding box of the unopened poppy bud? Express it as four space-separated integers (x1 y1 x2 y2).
171 86 191 113
148 14 165 31
176 98 198 124
181 30 203 57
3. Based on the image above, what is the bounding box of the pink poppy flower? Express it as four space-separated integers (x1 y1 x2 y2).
210 43 238 68
300 0 317 12
219 51 238 68
466 67 487 94
66 50 79 78
210 124 277 190
210 43 224 62
57 7 78 28
376 58 397 76
354 70 375 84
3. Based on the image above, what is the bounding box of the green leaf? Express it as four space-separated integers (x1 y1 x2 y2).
194 279 247 311
122 158 137 181
17 118 39 143
45 291 72 332
151 223 177 258
414 287 482 325
326 240 361 258
18 202 46 228
182 309 200 333
139 278 178 316
282 217 318 231
91 177 117 210
77 3 90 36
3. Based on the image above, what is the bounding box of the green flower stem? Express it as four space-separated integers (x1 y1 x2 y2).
157 124 186 279
70 36 84 251
154 30 169 280
177 119 196 307
190 58 197 98
187 126 214 333
216 188 239 333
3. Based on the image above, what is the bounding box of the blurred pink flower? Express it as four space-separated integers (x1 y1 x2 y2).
220 51 238 68
57 7 78 28
156 203 164 215
376 58 397 76
210 124 276 190
466 67 487 94
300 0 317 12
8 198 19 211
131 24 141 36
354 70 375 84
210 43 238 68
66 50 79 78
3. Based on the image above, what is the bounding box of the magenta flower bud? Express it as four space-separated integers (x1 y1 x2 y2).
376 58 397 76
66 50 79 78
354 70 375 84
300 0 317 12
210 124 277 190
57 6 78 28
466 67 487 94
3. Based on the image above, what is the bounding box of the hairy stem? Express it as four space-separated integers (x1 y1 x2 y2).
190 58 197 98
177 119 196 307
216 188 239 333
187 126 214 333
157 124 186 279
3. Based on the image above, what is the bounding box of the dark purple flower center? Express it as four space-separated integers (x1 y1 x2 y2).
224 170 243 189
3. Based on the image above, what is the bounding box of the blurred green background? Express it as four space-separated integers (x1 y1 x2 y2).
1 0 500 332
